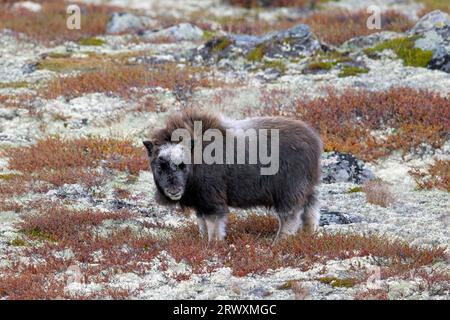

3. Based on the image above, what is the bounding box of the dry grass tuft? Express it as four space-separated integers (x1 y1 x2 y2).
363 180 395 207
42 64 225 99
410 160 450 192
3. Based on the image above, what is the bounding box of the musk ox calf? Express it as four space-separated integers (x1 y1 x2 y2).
143 109 322 242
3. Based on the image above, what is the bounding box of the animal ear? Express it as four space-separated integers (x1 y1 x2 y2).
143 140 153 156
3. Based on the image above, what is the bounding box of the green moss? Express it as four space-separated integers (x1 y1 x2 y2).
47 52 71 59
319 276 356 288
338 66 369 78
0 173 21 181
79 37 106 46
308 60 336 71
203 30 219 42
211 37 232 53
0 81 29 89
10 237 27 247
348 186 364 193
246 44 266 62
365 37 433 68
264 59 287 73
277 280 299 290
25 228 57 242
306 51 352 71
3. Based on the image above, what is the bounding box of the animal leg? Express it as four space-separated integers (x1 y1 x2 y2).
196 215 207 239
274 209 302 244
301 192 320 233
204 214 228 242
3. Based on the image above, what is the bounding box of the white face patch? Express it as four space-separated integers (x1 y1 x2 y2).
158 143 190 165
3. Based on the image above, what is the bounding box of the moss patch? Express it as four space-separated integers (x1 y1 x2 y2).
203 30 220 42
25 228 57 242
211 37 232 53
338 66 369 78
365 37 433 68
0 81 29 89
318 276 356 288
264 59 287 73
308 60 336 71
277 280 299 290
10 237 27 247
306 51 352 72
348 186 364 193
79 37 106 46
246 44 266 62
0 173 21 181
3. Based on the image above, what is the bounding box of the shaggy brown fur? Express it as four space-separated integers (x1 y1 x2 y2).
144 109 323 242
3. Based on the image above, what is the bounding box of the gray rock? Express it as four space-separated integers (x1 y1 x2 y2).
341 31 403 51
321 152 375 184
106 12 157 34
143 23 204 42
408 10 450 35
319 210 363 226
260 24 322 59
408 10 450 73
193 24 321 65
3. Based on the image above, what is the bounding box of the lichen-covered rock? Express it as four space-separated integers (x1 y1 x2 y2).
319 210 363 226
143 23 204 42
408 10 450 34
321 152 375 184
106 12 157 34
408 10 450 73
193 24 321 65
341 31 404 51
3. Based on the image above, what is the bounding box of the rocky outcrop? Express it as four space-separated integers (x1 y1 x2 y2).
408 10 450 73
194 24 321 64
321 152 375 184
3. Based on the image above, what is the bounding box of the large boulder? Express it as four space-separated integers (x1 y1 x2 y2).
408 10 450 73
194 24 321 64
142 23 204 42
321 152 375 184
